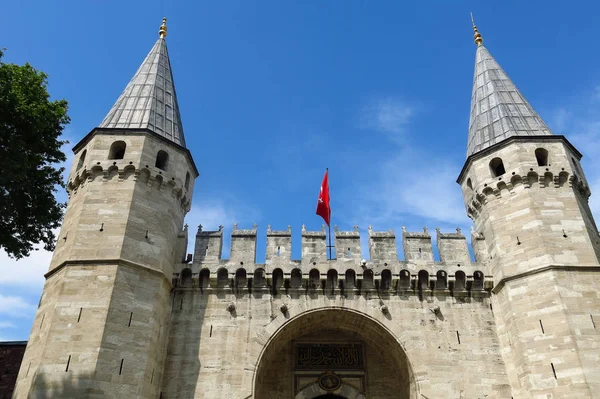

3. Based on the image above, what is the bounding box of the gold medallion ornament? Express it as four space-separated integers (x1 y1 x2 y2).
318 370 342 392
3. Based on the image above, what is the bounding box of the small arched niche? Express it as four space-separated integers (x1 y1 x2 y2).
418 270 429 291
254 268 266 288
466 178 473 190
489 157 506 177
199 268 210 289
76 149 87 170
398 270 411 290
235 268 247 288
535 148 549 166
326 269 338 290
345 269 356 289
380 269 392 291
155 150 169 171
454 271 466 291
181 268 193 288
435 270 447 290
290 269 303 288
362 270 374 290
272 268 284 294
108 141 126 160
309 269 320 289
217 268 229 288
472 271 484 290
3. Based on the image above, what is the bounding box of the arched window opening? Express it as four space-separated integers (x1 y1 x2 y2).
217 268 229 288
466 178 473 190
309 269 320 289
235 268 247 288
290 269 302 288
181 268 193 288
345 269 356 289
362 269 374 290
399 270 411 290
326 269 338 290
108 141 126 160
155 150 169 171
435 270 447 290
272 268 284 294
535 148 549 166
418 270 429 291
472 271 484 290
199 268 210 289
253 268 266 288
572 158 581 175
489 157 506 177
77 149 87 170
381 269 392 291
454 271 466 291
185 172 191 190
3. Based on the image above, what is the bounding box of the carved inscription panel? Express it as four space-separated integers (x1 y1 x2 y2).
295 343 364 370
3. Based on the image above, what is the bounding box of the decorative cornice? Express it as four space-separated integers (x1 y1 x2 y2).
45 258 173 283
492 265 600 294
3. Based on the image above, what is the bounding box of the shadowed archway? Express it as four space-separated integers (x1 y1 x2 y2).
253 308 417 399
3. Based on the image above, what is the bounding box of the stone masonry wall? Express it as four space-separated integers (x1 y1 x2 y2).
162 226 510 398
14 129 196 398
0 342 26 399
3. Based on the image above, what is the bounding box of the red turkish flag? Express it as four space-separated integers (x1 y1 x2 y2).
316 169 331 226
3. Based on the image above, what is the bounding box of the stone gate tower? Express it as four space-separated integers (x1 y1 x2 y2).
457 22 600 396
13 19 198 397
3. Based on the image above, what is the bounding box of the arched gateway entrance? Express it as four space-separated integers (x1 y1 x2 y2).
254 308 416 398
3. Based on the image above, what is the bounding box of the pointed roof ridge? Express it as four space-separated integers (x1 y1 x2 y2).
99 19 186 147
466 43 553 157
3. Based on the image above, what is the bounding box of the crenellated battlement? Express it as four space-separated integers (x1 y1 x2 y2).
173 225 492 295
465 172 590 220
66 162 192 212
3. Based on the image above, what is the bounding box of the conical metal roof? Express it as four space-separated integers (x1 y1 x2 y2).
467 45 552 157
99 33 186 147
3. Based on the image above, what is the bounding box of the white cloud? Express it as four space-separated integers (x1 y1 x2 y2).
0 294 36 318
360 98 415 142
0 242 51 288
350 98 469 237
0 321 16 329
548 89 600 221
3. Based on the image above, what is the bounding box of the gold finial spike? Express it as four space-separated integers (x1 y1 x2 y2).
470 12 483 46
159 17 168 39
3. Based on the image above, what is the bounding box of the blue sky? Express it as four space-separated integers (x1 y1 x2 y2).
2 1 600 340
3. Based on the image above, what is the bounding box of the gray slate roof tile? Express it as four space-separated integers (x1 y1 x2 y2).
99 37 186 147
467 45 552 157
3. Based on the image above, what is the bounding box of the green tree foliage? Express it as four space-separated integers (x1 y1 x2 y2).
0 49 70 259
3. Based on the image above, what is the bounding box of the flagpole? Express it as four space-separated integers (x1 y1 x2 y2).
328 222 332 260
327 168 332 260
